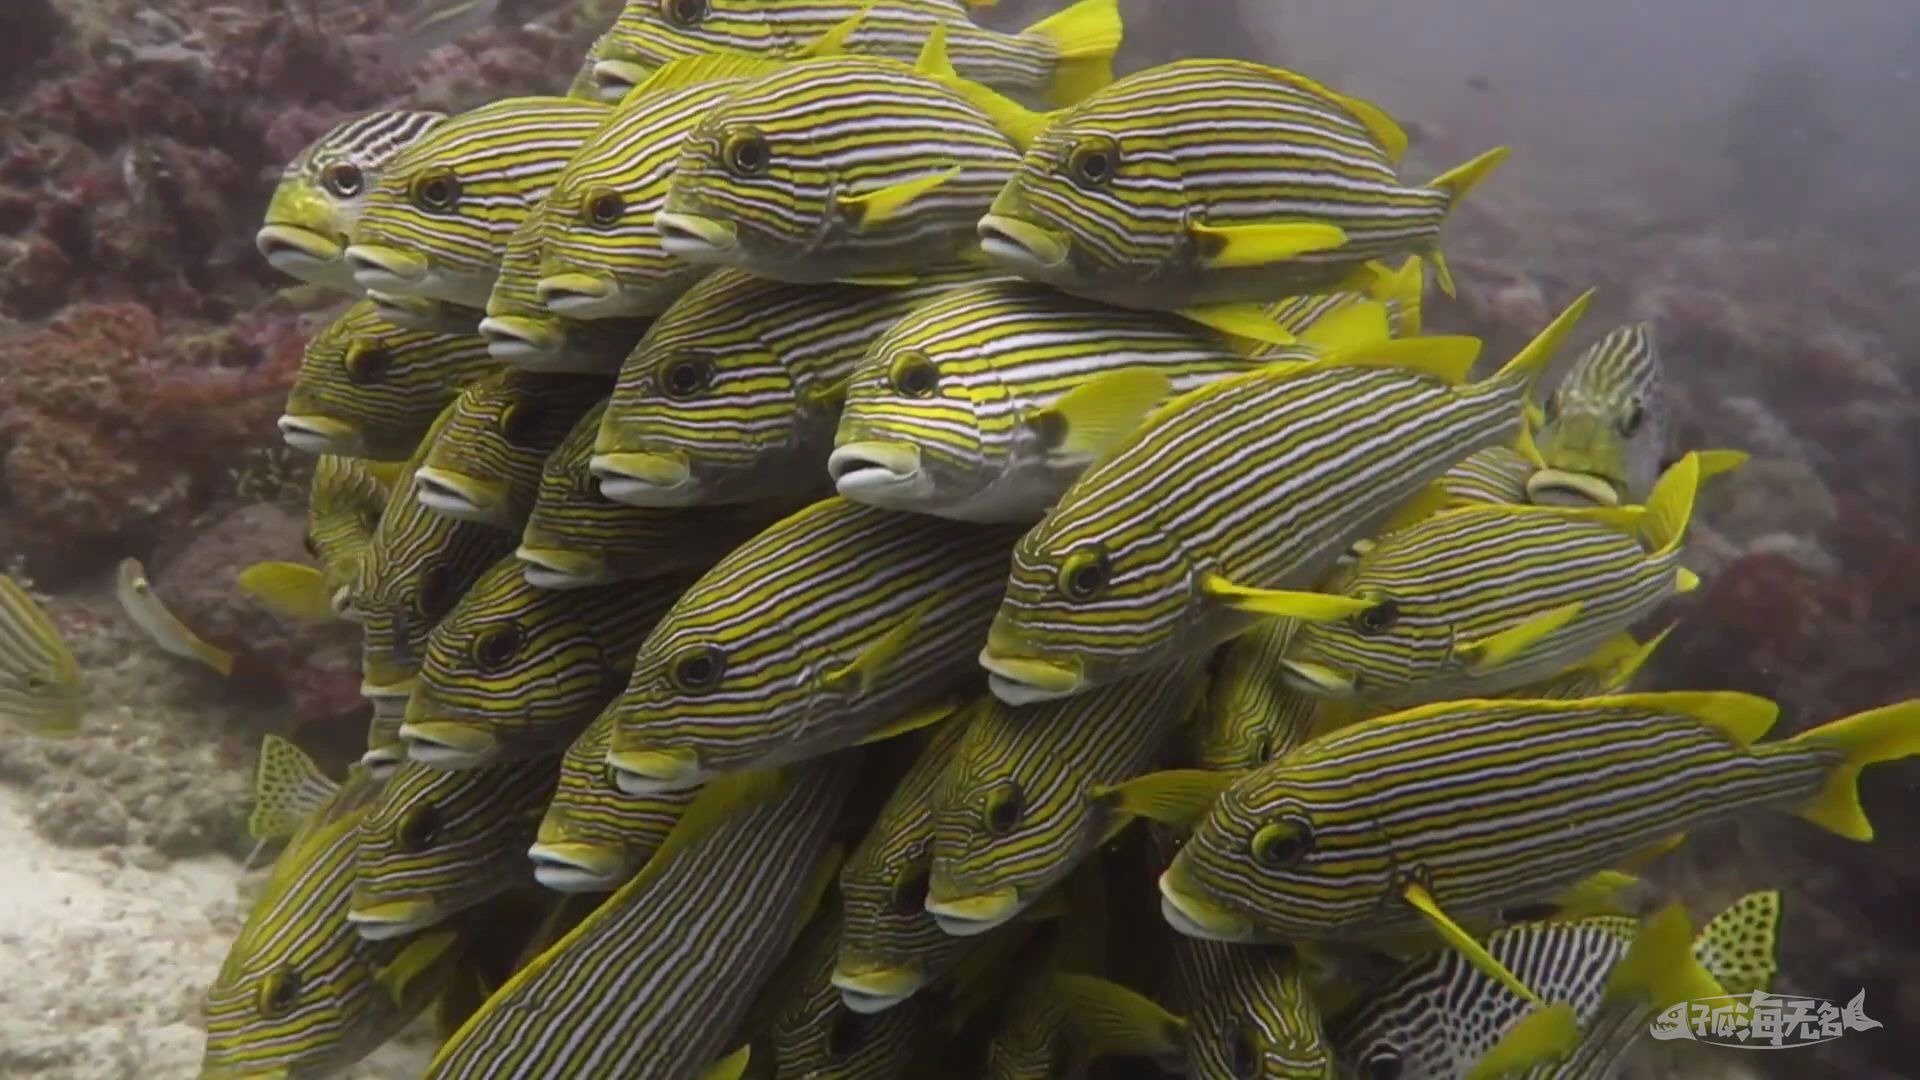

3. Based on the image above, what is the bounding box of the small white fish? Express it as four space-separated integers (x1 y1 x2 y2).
115 558 236 676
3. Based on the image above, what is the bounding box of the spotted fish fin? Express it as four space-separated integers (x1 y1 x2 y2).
1788 699 1920 841
1091 769 1234 827
1402 882 1542 1005
247 734 340 842
1591 691 1779 746
1454 600 1584 672
631 52 788 93
238 561 336 622
1035 369 1173 458
1491 290 1592 392
799 5 870 57
1694 890 1782 995
1603 904 1726 1009
375 928 462 1007
700 1044 754 1080
854 696 961 746
1465 1002 1580 1080
1641 452 1700 558
1423 146 1511 297
1021 0 1123 107
1189 220 1350 270
837 167 963 228
821 592 941 696
1285 298 1394 354
1199 574 1374 622
1054 972 1187 1059
1178 302 1296 346
1324 335 1483 386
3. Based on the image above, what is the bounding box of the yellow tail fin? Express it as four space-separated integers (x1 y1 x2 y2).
1789 700 1920 840
1424 145 1510 296
1491 290 1594 391
1023 0 1123 107
1604 904 1725 1009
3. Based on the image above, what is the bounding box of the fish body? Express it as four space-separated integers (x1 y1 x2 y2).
425 756 853 1078
412 368 612 531
927 662 1206 937
1160 695 1920 946
605 497 1024 794
773 909 941 1080
593 268 980 507
116 558 234 676
1438 445 1538 507
531 710 694 892
1280 454 1701 708
523 401 794 589
279 300 497 460
1531 323 1668 508
978 59 1502 310
302 457 410 620
981 299 1586 706
346 97 614 309
477 215 655 373
402 555 690 768
1194 620 1334 771
832 279 1298 523
590 0 1122 107
349 755 561 940
257 110 447 292
0 576 83 736
658 55 1021 284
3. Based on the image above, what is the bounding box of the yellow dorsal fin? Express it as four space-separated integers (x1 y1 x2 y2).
1200 573 1376 622
1454 600 1584 672
854 696 961 746
1429 145 1511 208
1694 890 1783 995
630 53 786 95
1465 1003 1580 1080
1188 220 1350 270
1514 411 1547 467
247 734 339 842
1020 0 1123 107
820 592 940 695
1334 90 1410 164
1599 625 1674 690
1322 335 1484 385
1286 298 1393 354
914 23 955 79
1603 904 1725 1009
1586 691 1780 745
1491 290 1593 388
374 928 461 1006
1641 452 1700 556
799 4 871 57
1402 882 1543 1005
836 167 961 227
1034 369 1173 458
1090 769 1234 827
1054 972 1187 1059
699 1044 753 1080
238 561 337 623
1788 700 1920 841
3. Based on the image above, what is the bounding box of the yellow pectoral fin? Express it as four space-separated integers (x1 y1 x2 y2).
1091 769 1235 827
1200 574 1375 622
1285 298 1393 354
642 768 793 883
820 593 940 696
837 167 962 227
1053 972 1188 1059
1324 335 1483 385
375 929 462 1006
699 1044 753 1080
853 698 961 746
1603 903 1726 1009
1465 1002 1581 1080
1189 220 1350 269
1375 482 1453 537
1035 369 1173 458
1403 881 1542 1005
1453 601 1584 672
238 561 337 622
1178 302 1295 345
799 4 870 56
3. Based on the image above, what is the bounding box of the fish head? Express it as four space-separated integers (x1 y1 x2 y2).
834 821 948 1014
355 481 515 680
1192 620 1310 770
284 301 489 461
985 988 1082 1080
832 326 995 518
1533 323 1666 507
533 713 688 891
1184 949 1334 1080
590 0 796 102
415 370 609 528
307 456 403 607
773 978 926 1079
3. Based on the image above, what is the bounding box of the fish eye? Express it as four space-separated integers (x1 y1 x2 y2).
23 673 47 691
984 783 1024 836
582 186 625 227
409 168 461 212
1352 598 1400 636
660 355 713 400
826 1009 868 1059
303 532 320 558
399 802 441 851
321 161 364 198
1249 816 1314 870
889 869 930 915
1618 399 1645 437
1228 1025 1261 1079
417 565 456 620
721 129 770 178
472 625 523 673
500 402 543 448
886 351 939 399
1065 136 1119 189
661 0 709 27
345 341 390 385
1363 1048 1404 1080
668 644 726 691
1055 546 1110 602
257 966 303 1017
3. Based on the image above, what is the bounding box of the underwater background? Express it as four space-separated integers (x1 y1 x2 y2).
0 0 1914 1077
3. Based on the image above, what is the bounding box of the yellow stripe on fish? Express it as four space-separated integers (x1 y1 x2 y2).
412 368 612 531
772 907 944 1080
477 215 655 373
591 0 1121 108
531 710 696 892
981 295 1589 706
402 554 692 768
1438 445 1539 507
346 97 614 309
258 109 447 292
301 455 410 620
1193 620 1341 771
604 496 1025 794
0 575 83 736
279 299 497 461
1531 321 1668 508
593 268 981 508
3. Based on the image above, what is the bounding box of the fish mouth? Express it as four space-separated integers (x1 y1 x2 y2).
527 841 628 892
978 644 1084 705
359 741 407 777
830 967 928 1014
654 211 739 262
1158 870 1259 943
345 244 431 293
516 544 609 589
591 60 653 103
589 451 697 506
255 224 343 273
606 748 703 795
413 466 511 527
399 720 499 768
924 886 1023 937
977 214 1070 272
1525 468 1622 508
346 898 442 940
277 414 361 456
827 442 928 503
369 289 471 332
535 273 622 318
478 315 564 365
1279 658 1355 697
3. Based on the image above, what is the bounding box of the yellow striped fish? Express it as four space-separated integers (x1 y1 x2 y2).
401 555 691 768
591 268 979 507
980 885 1112 1080
978 59 1505 313
522 401 795 589
300 456 412 619
926 661 1207 937
831 279 1328 523
362 286 482 335
1530 322 1668 508
345 97 614 308
348 754 561 940
278 299 496 460
589 0 1121 107
360 696 413 778
1153 694 1918 972
475 215 655 373
656 43 1028 285
522 55 781 322
772 908 943 1080
0 576 82 736
980 296 1589 706
529 710 695 892
1437 445 1539 508
425 754 854 1078
604 497 1025 794
1279 453 1706 708
1333 893 1782 1080
412 368 612 530
1193 620 1335 772
257 109 447 292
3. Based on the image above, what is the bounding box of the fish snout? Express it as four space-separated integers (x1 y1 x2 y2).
654 210 739 262
277 414 360 456
588 451 697 507
827 442 929 505
345 244 431 292
535 272 620 318
478 315 564 366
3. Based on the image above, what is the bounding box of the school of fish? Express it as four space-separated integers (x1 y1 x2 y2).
2 3 1915 1078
